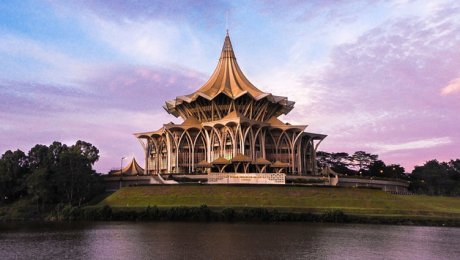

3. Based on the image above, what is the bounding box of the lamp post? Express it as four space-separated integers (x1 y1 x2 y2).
120 157 126 189
121 157 126 175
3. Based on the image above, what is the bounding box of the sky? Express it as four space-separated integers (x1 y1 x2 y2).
1 0 459 173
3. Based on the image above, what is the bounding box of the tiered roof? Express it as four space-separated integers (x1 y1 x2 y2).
164 32 295 118
111 157 144 175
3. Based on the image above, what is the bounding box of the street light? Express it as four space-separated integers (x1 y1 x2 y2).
120 157 126 189
121 157 126 175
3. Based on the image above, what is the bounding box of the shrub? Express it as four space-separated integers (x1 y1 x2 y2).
241 207 272 221
321 209 347 223
140 205 160 220
221 208 236 222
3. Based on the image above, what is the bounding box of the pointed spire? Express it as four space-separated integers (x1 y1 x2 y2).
220 32 236 59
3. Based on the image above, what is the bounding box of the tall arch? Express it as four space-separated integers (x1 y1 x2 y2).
194 132 207 166
177 134 192 173
265 132 277 163
222 128 234 160
158 137 168 173
278 133 291 163
243 127 253 158
210 128 222 161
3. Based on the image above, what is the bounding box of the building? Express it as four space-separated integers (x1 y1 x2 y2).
110 157 144 176
135 33 326 176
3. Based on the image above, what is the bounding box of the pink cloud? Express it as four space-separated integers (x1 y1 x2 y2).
0 65 204 173
299 5 460 171
441 78 460 95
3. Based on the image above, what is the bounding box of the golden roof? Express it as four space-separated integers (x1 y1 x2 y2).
195 160 212 168
231 153 253 162
271 160 290 168
211 156 231 165
189 33 267 100
253 157 272 165
111 157 144 175
164 33 295 116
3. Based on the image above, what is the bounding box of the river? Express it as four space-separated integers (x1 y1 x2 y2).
1 222 459 259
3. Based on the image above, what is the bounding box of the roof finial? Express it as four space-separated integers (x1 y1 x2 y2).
225 10 229 35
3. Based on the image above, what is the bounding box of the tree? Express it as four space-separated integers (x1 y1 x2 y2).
317 151 356 175
367 160 407 179
350 151 378 172
26 141 103 207
28 144 51 169
27 167 54 209
53 149 102 206
409 160 460 196
367 160 386 177
0 150 29 203
71 140 99 165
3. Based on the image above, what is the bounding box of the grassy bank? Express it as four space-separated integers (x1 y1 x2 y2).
98 185 460 218
3 185 460 225
86 185 460 226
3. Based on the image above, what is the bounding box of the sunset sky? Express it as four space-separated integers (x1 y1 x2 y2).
1 0 459 173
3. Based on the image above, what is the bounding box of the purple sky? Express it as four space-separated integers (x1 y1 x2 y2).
1 0 459 173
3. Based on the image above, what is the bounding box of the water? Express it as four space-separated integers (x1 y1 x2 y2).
0 222 459 260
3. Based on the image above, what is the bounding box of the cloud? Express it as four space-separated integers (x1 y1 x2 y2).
441 77 460 95
84 64 206 111
0 64 205 172
0 32 94 84
369 137 452 153
56 0 230 27
3 0 460 173
276 2 460 171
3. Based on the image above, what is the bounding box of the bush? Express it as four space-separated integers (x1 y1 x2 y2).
140 206 160 220
83 205 113 220
320 209 347 223
221 208 236 221
241 208 272 221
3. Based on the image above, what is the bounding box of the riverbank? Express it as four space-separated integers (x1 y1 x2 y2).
91 185 460 226
101 185 459 215
2 185 460 226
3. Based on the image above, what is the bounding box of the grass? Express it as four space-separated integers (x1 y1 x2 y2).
98 185 460 219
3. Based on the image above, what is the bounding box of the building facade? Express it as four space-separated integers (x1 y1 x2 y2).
135 33 326 175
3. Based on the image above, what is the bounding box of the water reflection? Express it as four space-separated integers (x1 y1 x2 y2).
1 222 459 259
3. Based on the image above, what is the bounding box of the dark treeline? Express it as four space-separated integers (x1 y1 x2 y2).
317 151 407 179
318 151 460 196
51 205 459 226
0 141 104 208
410 160 460 196
53 204 349 223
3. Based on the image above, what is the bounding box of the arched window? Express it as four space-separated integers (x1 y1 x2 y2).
279 133 291 163
265 133 277 163
223 130 233 160
159 138 168 173
194 133 206 165
211 130 221 161
243 128 253 158
148 140 157 173
177 134 192 173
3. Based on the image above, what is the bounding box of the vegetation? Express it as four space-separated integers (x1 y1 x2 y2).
98 186 460 219
409 159 460 196
317 150 407 179
317 150 460 196
1 141 460 224
50 204 351 223
0 141 104 210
